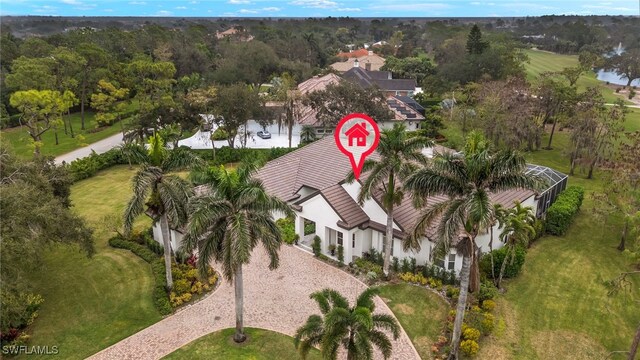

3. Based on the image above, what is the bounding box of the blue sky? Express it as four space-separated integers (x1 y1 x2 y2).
1 0 639 17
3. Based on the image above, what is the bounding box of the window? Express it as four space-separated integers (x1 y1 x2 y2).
448 254 456 270
337 231 343 246
352 234 356 248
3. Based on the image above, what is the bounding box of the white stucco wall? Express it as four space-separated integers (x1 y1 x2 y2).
341 182 400 231
151 222 183 252
297 193 344 255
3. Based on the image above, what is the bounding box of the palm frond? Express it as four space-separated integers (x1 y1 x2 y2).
123 166 160 233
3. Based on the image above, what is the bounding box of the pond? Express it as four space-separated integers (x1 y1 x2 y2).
596 43 640 87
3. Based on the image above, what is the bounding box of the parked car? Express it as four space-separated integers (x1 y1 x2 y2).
257 130 271 139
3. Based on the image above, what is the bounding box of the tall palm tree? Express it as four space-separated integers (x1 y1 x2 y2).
496 201 536 288
183 162 293 343
123 134 202 290
347 124 432 276
294 287 400 360
404 131 538 359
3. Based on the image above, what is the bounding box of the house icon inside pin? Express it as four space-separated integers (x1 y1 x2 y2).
344 122 369 147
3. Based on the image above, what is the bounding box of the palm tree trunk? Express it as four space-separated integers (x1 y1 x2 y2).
469 246 481 293
449 254 471 360
497 245 512 289
159 214 174 290
383 207 394 277
234 264 247 343
489 226 496 284
54 130 59 145
628 322 640 360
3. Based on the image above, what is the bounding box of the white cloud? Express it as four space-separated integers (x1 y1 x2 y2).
239 8 258 13
369 3 452 11
103 8 114 12
262 7 280 11
128 1 146 5
337 7 360 11
289 0 338 9
154 10 173 16
228 0 251 4
176 6 187 9
61 0 82 5
190 0 199 3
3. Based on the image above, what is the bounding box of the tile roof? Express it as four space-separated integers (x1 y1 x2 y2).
342 67 417 91
330 54 386 72
256 138 538 242
336 49 369 58
320 184 370 229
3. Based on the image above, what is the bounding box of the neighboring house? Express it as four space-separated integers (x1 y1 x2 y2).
251 136 567 273
216 26 254 41
150 137 568 274
336 49 370 58
331 51 386 72
296 73 424 136
342 66 417 97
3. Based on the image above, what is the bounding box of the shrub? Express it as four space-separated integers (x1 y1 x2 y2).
366 271 378 283
67 148 128 182
276 217 296 245
173 279 191 295
482 299 496 312
392 257 399 272
477 281 498 302
479 246 526 280
400 258 411 273
446 286 460 299
629 89 637 100
460 339 479 357
353 257 383 277
463 327 481 341
146 238 164 256
337 245 344 264
546 186 584 235
481 313 495 333
304 221 316 235
312 235 322 257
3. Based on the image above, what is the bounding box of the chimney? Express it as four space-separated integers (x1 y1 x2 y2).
353 58 359 68
388 72 392 80
365 62 371 71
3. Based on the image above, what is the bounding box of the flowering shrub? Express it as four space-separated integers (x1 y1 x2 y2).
460 339 479 357
481 313 495 333
463 327 481 341
482 299 496 312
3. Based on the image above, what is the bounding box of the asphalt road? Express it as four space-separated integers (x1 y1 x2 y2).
55 132 123 164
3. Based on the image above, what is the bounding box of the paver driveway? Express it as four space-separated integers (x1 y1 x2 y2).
89 246 420 360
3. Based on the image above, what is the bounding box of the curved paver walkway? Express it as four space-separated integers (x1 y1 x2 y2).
89 246 420 360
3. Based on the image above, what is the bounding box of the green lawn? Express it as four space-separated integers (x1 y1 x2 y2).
163 328 321 360
378 284 450 360
1 102 136 159
21 165 160 359
523 49 630 104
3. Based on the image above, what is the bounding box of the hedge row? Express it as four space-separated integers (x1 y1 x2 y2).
67 148 129 182
108 237 173 315
192 146 298 166
545 186 585 236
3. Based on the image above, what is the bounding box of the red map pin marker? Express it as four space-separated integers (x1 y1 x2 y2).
334 113 380 180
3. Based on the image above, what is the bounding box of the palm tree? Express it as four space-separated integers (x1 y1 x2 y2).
495 201 536 288
116 141 147 170
283 91 302 148
123 134 202 290
183 162 293 343
300 125 316 143
294 287 400 360
347 124 432 276
404 131 538 359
